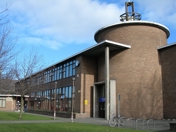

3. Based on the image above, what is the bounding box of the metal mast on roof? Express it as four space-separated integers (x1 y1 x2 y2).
120 1 141 22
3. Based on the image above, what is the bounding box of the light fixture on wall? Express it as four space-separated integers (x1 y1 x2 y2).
75 60 80 67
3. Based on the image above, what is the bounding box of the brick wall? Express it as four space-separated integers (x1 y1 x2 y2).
0 97 16 111
159 45 176 119
79 55 97 116
95 23 167 119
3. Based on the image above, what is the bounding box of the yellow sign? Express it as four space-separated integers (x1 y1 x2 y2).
84 100 88 105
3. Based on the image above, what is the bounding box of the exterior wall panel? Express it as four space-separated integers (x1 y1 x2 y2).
159 45 176 119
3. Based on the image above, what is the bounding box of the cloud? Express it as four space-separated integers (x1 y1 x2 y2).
1 0 175 50
0 0 124 50
134 0 176 28
18 36 63 50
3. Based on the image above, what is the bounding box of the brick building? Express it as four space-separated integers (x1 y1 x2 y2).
16 2 176 120
0 94 28 112
158 43 176 119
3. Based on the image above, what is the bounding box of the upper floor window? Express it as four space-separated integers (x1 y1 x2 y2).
33 60 76 85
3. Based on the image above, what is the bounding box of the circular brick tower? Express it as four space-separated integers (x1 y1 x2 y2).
94 2 170 119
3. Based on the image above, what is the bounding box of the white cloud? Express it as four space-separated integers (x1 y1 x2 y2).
0 0 124 50
1 0 175 50
18 36 63 50
134 0 176 27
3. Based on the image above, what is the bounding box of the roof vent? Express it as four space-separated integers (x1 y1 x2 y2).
120 2 141 22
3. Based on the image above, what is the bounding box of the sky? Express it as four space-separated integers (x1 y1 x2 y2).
0 0 176 68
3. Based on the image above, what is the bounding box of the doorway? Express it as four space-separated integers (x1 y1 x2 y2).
99 97 105 118
93 80 116 119
93 82 105 118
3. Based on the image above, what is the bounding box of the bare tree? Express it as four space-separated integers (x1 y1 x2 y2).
0 5 16 69
0 6 18 93
14 49 44 119
0 68 17 94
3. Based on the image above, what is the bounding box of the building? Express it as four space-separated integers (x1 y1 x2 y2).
0 94 28 112
158 43 176 119
15 2 176 120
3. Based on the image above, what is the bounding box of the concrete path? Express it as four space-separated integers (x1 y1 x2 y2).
0 113 171 132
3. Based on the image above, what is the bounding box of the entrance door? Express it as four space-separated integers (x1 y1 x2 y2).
99 97 105 118
93 82 105 118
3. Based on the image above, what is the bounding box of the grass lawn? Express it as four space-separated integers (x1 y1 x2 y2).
0 122 148 132
0 111 52 120
0 111 148 132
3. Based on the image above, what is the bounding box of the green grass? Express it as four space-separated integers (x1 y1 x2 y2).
0 122 148 132
0 111 52 120
0 111 148 132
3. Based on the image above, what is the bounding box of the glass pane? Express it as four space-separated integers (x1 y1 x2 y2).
57 67 59 80
59 66 62 79
68 86 72 98
2 100 5 107
65 87 68 98
62 87 65 98
73 69 75 76
54 69 57 81
69 64 72 76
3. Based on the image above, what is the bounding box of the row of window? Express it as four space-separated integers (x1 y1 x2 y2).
31 85 74 99
29 60 76 86
29 98 72 112
43 60 76 84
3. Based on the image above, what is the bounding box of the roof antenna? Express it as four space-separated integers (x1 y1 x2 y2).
120 1 141 22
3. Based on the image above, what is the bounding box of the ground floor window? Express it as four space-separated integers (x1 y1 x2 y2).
0 98 6 107
28 85 73 112
57 98 71 112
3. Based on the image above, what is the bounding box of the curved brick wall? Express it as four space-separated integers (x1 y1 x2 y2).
96 21 169 119
95 21 169 44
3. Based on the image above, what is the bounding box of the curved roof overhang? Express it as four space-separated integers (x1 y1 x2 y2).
94 21 170 42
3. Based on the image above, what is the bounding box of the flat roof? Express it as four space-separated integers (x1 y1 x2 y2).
0 94 29 97
39 40 131 72
157 42 176 50
81 40 131 56
94 21 170 42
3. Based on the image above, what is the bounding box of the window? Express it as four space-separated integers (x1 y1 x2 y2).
68 86 72 98
65 87 68 98
47 90 50 99
43 60 76 82
63 64 66 78
72 60 76 76
50 70 54 82
69 61 73 76
59 66 62 79
65 63 69 77
31 92 35 97
47 71 50 83
0 98 6 107
44 72 47 83
54 68 57 81
62 87 65 98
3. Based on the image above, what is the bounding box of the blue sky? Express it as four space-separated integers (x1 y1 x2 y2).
0 0 176 68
